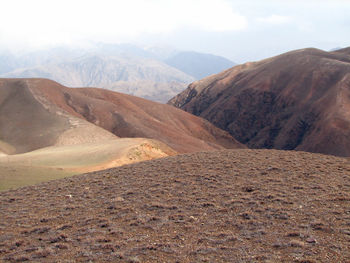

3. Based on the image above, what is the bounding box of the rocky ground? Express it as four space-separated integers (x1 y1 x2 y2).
0 149 350 262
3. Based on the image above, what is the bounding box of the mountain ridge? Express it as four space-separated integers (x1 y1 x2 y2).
0 45 236 102
169 47 350 157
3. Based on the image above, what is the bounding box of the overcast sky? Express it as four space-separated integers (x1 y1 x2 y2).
1 0 350 62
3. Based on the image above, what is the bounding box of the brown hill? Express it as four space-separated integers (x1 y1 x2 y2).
6 78 241 153
0 79 117 154
0 149 349 262
0 78 242 190
169 47 350 157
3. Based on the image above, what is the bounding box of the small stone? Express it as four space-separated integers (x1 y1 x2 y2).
306 237 317 244
242 186 254 192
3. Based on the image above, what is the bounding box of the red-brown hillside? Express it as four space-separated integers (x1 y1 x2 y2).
169 47 350 156
0 78 243 154
0 79 118 154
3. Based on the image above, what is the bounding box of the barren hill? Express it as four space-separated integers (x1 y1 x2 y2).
0 149 349 262
0 78 242 190
169 47 350 156
10 78 241 153
0 79 116 154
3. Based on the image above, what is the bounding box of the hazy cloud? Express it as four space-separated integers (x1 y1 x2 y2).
0 0 349 63
0 0 247 48
257 15 292 25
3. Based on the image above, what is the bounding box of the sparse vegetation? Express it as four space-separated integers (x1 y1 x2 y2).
0 149 349 262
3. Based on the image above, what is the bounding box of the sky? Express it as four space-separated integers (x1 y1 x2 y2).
1 0 350 63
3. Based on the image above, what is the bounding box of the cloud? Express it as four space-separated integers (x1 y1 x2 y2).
0 0 247 48
180 0 247 32
257 15 292 25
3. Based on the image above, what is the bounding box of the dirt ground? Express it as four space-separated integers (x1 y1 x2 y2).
0 149 350 262
0 138 175 192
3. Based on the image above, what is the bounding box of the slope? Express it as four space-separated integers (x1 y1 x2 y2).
0 138 176 191
0 79 116 154
21 78 243 153
169 47 350 156
0 149 349 262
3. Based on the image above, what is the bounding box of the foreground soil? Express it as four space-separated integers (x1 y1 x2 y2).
0 149 350 262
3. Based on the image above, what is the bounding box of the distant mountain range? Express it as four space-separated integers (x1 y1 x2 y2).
165 51 235 79
2 54 194 103
0 44 235 102
169 47 350 157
